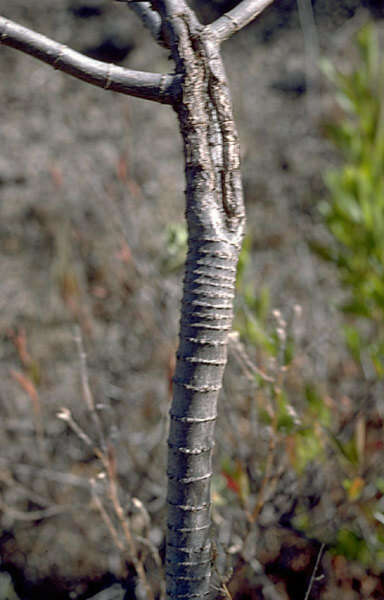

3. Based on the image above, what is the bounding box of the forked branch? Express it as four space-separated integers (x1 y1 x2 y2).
0 16 180 104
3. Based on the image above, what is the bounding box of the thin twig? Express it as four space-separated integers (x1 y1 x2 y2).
74 326 106 452
90 479 125 553
106 450 155 600
134 534 166 599
10 369 47 463
249 410 278 523
57 384 156 598
211 543 234 600
304 543 325 600
228 332 274 383
57 407 96 452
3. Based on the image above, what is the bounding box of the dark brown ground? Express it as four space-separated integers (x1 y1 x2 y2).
0 1 383 599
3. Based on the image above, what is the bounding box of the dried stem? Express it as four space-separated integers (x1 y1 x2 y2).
74 326 106 452
91 479 126 553
249 410 278 523
304 543 325 600
57 402 155 598
106 449 155 600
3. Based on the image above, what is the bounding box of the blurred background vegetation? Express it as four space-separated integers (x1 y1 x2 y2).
0 1 383 599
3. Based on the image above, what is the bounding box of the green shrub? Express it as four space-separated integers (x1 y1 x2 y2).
316 24 384 376
234 251 384 570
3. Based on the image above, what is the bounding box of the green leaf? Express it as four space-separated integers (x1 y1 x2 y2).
375 478 384 494
315 23 384 370
275 389 299 434
304 384 331 427
341 300 371 318
162 223 187 272
236 234 252 289
327 430 359 467
308 240 336 263
332 528 371 564
293 428 324 473
344 325 362 362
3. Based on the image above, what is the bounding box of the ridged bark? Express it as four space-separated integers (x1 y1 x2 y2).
165 9 245 599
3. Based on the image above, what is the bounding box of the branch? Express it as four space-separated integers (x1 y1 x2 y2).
208 0 275 43
115 1 165 47
0 16 181 104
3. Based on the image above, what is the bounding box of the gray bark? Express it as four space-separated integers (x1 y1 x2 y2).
158 3 245 598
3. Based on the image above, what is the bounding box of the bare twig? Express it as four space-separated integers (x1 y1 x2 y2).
134 535 162 569
134 532 166 599
74 326 106 452
211 543 234 600
57 407 95 450
105 448 155 600
90 479 126 553
10 369 47 463
9 327 46 462
249 410 278 523
228 332 274 383
208 0 275 43
304 543 325 600
0 16 180 104
57 379 156 599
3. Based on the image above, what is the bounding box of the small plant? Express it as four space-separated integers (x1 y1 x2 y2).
227 230 384 580
233 240 330 476
307 23 384 570
162 222 187 273
316 24 384 376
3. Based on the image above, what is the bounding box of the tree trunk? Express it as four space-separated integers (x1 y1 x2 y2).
165 10 245 599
